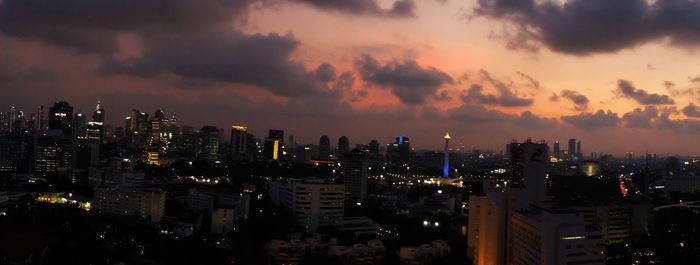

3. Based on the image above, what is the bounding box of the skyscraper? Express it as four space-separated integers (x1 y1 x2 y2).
368 140 380 164
443 132 451 178
507 139 549 202
37 105 45 131
73 113 86 137
8 106 16 133
86 102 105 143
319 135 331 160
553 140 560 159
198 126 220 162
48 101 73 135
338 136 349 156
264 129 284 160
387 136 410 165
342 149 369 201
568 138 577 159
230 125 248 161
576 140 582 159
0 112 8 132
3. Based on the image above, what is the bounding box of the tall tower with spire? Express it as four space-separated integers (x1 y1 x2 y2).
443 132 451 178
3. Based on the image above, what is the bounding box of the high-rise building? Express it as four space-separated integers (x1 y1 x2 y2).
8 106 16 133
86 102 105 144
269 179 344 232
128 109 139 132
443 132 451 178
230 125 248 161
264 129 284 160
553 140 560 159
319 135 331 160
368 140 380 164
73 113 87 137
0 112 8 132
338 136 349 156
387 136 410 165
0 133 26 172
48 101 73 135
577 140 582 159
510 209 605 265
198 126 220 162
34 131 74 177
37 105 46 131
342 149 369 201
568 138 576 159
507 139 548 202
468 193 508 265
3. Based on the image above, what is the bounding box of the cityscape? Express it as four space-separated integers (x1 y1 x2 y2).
1 1 700 265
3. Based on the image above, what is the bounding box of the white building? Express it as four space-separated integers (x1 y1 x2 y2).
88 158 144 190
468 192 508 265
93 187 165 222
510 209 605 265
269 179 344 232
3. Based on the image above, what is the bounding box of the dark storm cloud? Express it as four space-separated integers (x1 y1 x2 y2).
102 29 328 97
554 89 589 111
475 0 700 55
355 54 453 105
293 0 416 17
561 110 619 129
448 104 555 128
0 0 255 53
682 103 700 118
621 106 659 128
616 79 675 105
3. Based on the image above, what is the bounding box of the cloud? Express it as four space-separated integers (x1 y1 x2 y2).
448 104 555 128
355 54 453 105
682 103 700 118
516 71 541 90
101 28 332 97
555 89 589 111
474 0 700 55
621 106 659 128
561 110 619 129
461 70 534 107
315 63 337 83
616 79 675 105
462 84 533 107
0 0 255 53
292 0 416 17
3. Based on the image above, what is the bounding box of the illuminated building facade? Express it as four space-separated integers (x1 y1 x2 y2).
48 101 73 136
264 129 284 161
230 125 248 161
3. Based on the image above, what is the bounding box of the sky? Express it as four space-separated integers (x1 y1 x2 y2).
2 0 700 155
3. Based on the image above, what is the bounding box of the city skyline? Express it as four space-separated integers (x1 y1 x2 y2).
2 0 700 154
